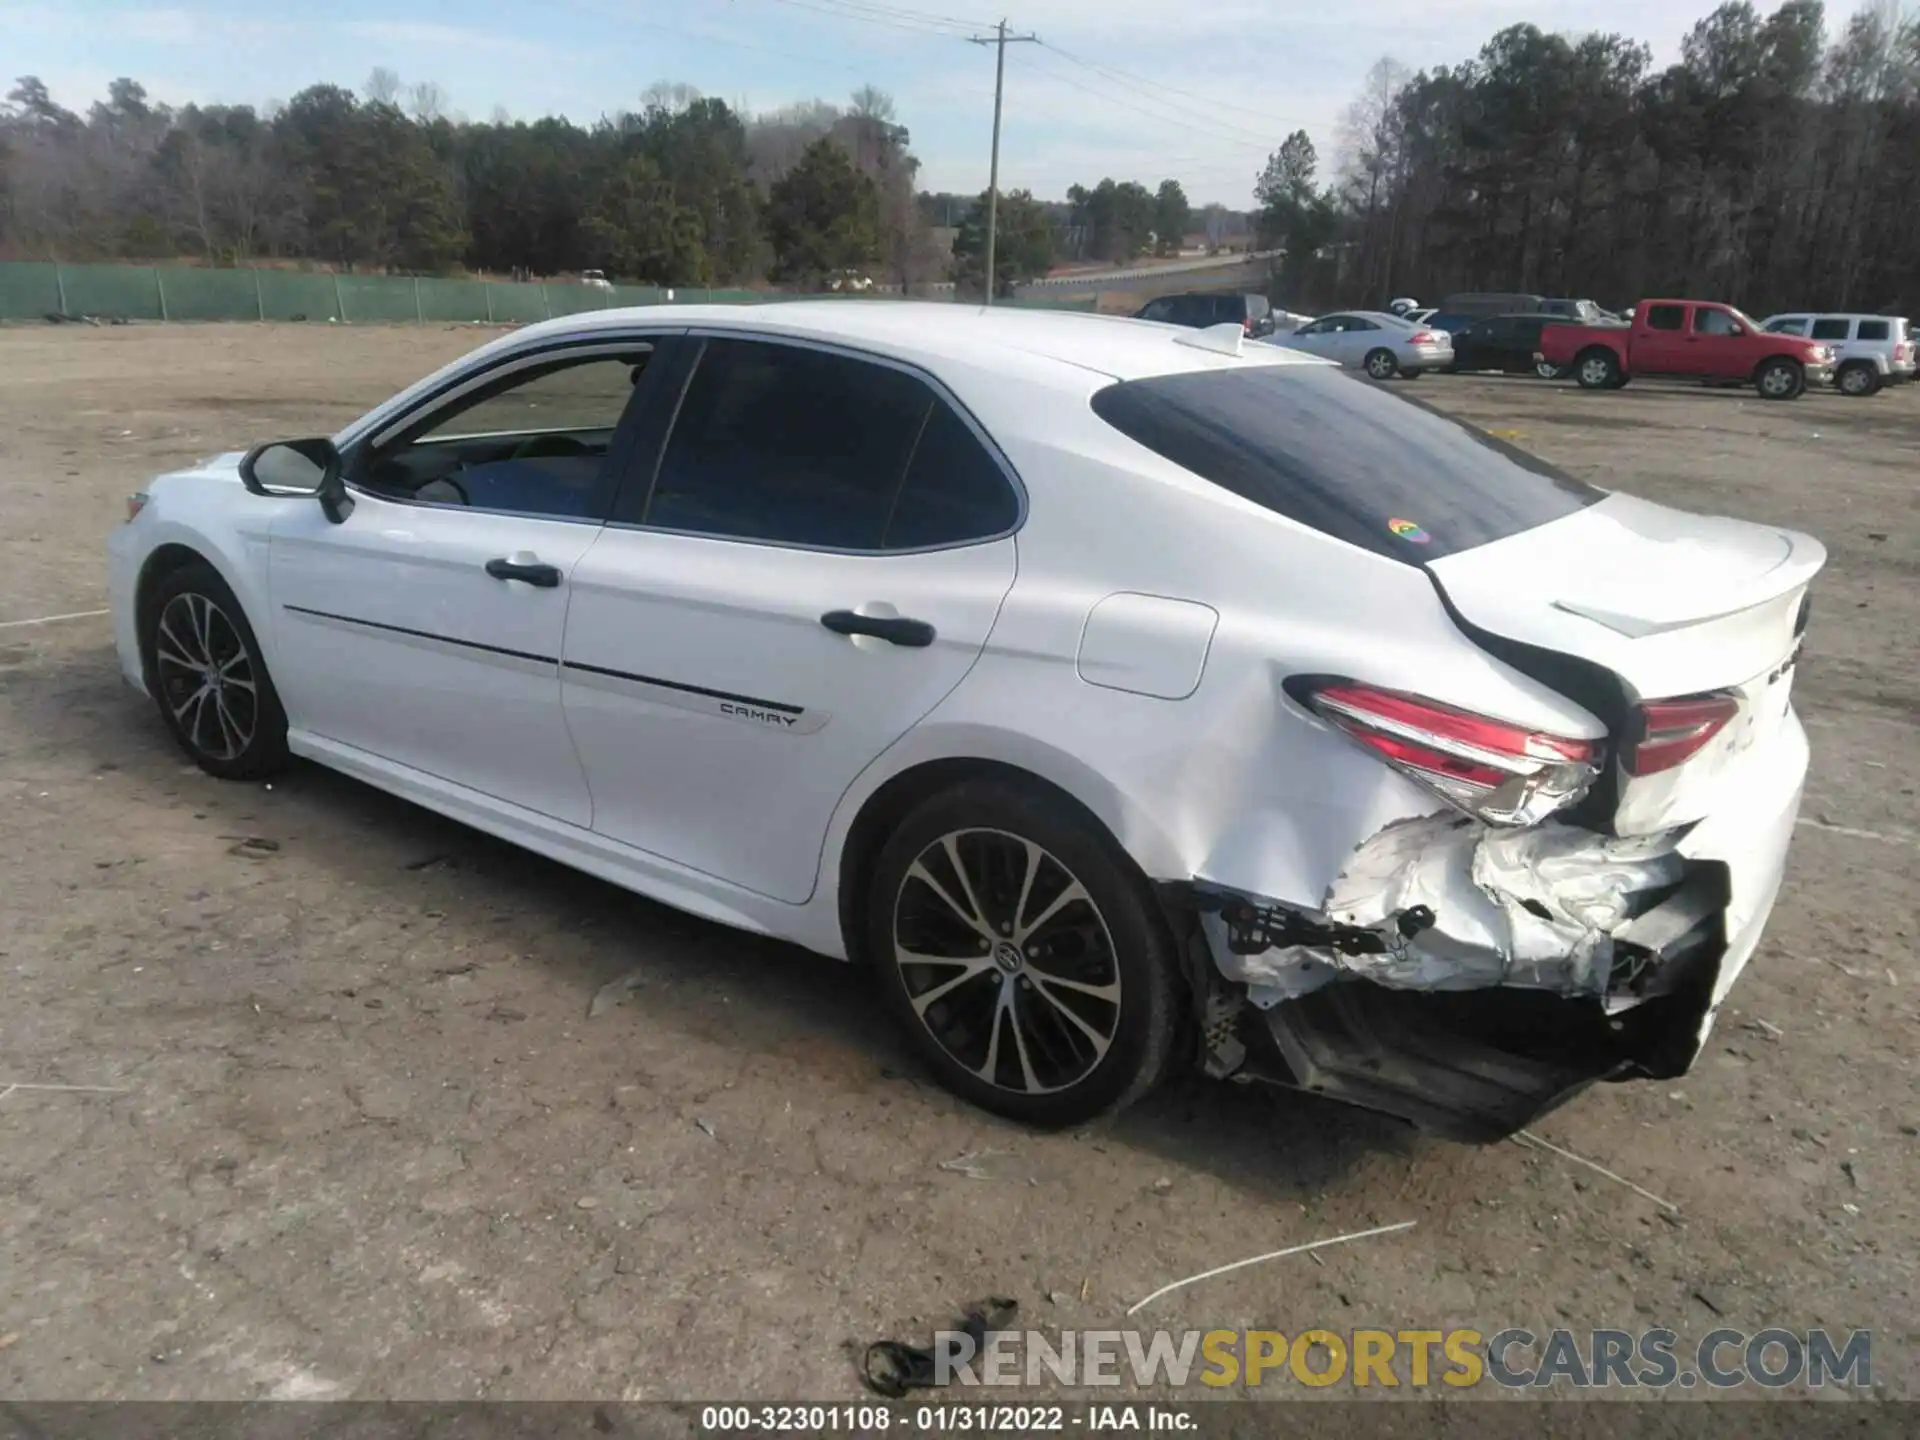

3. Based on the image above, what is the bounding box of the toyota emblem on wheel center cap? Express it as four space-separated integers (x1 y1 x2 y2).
993 941 1023 974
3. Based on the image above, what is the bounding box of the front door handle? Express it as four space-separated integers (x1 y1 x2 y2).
820 610 935 647
486 556 562 588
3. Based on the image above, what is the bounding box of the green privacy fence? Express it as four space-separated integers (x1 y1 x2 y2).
0 261 779 324
0 261 1100 324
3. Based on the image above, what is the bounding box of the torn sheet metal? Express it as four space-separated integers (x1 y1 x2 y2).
1205 814 1687 1004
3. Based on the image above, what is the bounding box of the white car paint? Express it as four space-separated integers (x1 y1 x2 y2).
106 300 1822 1137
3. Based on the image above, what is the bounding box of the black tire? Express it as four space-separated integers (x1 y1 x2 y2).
1836 361 1881 397
1574 348 1620 389
867 780 1182 1128
1756 357 1804 400
1363 348 1400 381
144 561 291 780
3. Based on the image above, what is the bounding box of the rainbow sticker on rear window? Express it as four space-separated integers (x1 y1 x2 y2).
1387 518 1430 544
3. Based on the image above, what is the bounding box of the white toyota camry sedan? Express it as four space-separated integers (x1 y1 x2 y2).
106 302 1822 1140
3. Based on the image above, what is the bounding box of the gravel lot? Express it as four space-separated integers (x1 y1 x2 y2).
0 323 1913 1406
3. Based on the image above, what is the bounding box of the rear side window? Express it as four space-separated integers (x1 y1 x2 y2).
646 338 927 549
1089 365 1601 563
1646 305 1686 331
1811 317 1851 340
1857 319 1890 341
885 402 1020 549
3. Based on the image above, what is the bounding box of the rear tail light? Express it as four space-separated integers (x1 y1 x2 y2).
1410 330 1441 345
1626 692 1741 776
1294 680 1601 826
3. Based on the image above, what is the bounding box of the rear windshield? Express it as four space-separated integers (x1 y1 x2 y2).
1089 364 1603 562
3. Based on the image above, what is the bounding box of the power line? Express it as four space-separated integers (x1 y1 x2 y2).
1007 51 1278 152
1035 39 1321 135
759 0 980 38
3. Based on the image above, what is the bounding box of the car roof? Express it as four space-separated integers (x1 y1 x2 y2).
338 300 1328 446
487 301 1320 384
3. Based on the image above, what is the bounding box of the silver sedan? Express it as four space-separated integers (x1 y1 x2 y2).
1268 310 1454 380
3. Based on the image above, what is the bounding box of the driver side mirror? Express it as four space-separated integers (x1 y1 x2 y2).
239 437 352 524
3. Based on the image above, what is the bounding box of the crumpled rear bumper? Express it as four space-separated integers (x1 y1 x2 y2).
1165 711 1807 1142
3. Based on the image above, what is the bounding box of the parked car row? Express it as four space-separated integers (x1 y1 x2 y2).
1133 291 1914 400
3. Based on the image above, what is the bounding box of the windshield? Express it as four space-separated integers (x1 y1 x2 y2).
1090 364 1603 564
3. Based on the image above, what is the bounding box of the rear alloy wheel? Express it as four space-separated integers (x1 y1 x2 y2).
1837 361 1881 397
1756 357 1804 400
1575 350 1620 389
1364 348 1400 381
147 562 290 780
869 783 1180 1127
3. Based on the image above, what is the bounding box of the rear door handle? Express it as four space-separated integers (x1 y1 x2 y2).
820 610 935 647
485 556 562 588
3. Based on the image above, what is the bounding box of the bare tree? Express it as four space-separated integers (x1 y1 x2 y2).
365 67 403 106
408 82 449 125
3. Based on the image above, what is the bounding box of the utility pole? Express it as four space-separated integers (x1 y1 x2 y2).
968 19 1037 306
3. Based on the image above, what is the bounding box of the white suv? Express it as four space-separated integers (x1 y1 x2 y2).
1761 313 1913 395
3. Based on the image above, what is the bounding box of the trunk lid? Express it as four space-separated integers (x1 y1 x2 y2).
1426 492 1823 833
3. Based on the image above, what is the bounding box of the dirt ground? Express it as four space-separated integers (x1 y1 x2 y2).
0 323 1913 1407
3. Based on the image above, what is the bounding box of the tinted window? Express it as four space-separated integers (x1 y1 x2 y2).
1857 319 1890 341
1138 299 1172 322
1089 364 1601 563
1693 308 1739 336
885 402 1019 549
1766 318 1808 334
646 339 928 548
1810 318 1850 340
1347 317 1380 332
1646 305 1686 332
1426 313 1472 332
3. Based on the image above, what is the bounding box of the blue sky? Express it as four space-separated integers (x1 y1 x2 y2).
2 0 1866 205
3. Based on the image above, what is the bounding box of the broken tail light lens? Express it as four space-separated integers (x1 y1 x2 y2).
1625 692 1741 776
1298 680 1601 827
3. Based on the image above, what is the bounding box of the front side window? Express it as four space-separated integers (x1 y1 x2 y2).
1693 308 1739 336
644 338 1016 551
1766 317 1808 335
1810 317 1851 341
1646 305 1686 332
361 349 652 519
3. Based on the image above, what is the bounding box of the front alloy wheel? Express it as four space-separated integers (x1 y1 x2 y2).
146 561 290 779
869 783 1180 1126
1534 359 1563 380
1757 358 1803 400
155 592 259 763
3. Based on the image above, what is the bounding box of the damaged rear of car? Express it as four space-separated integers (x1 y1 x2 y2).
1092 365 1821 1141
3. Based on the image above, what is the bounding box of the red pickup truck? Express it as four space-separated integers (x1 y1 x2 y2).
1538 299 1836 399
